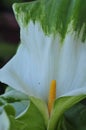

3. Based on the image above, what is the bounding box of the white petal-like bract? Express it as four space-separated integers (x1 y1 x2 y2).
0 21 86 101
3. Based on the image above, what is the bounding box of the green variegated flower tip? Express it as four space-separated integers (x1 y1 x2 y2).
13 0 86 42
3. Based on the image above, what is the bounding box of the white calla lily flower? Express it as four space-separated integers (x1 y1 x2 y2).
0 21 86 102
0 1 86 129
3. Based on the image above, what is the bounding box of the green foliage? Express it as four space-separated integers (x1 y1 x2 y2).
0 88 47 130
0 88 86 130
16 100 46 130
63 102 86 130
48 95 86 130
30 96 49 127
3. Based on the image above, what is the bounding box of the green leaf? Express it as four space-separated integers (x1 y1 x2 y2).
0 98 47 130
30 96 49 127
0 92 48 129
65 101 86 130
1 95 86 130
9 116 26 130
4 104 15 116
0 105 25 130
11 100 29 117
0 87 30 117
0 96 47 130
15 99 47 130
56 101 86 130
48 95 86 130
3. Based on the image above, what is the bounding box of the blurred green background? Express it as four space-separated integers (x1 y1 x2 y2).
0 0 34 94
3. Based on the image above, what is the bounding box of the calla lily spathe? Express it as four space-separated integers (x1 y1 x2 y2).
0 21 86 101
